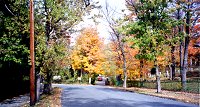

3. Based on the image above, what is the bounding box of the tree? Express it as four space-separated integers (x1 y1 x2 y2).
0 0 30 100
168 0 200 90
123 0 176 93
100 1 129 88
71 28 105 84
101 44 118 78
0 0 29 64
34 0 93 94
188 36 200 66
180 0 200 90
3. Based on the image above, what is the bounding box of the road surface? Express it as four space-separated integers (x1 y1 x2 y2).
54 84 198 107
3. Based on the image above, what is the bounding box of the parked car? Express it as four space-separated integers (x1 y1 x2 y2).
97 76 103 81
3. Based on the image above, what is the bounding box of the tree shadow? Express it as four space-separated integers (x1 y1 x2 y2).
60 85 198 107
61 97 196 107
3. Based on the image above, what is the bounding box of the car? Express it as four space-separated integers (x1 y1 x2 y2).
97 76 103 81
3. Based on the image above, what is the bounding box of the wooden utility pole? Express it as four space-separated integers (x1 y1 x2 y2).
30 0 35 105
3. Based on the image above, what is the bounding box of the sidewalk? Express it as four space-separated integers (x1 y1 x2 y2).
0 94 29 107
110 86 200 105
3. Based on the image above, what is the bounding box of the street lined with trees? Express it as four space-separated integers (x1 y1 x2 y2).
0 0 199 106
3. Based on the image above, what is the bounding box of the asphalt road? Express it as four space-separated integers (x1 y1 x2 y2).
54 84 198 107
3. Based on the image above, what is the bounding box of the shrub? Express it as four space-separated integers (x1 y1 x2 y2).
127 80 143 87
109 76 117 86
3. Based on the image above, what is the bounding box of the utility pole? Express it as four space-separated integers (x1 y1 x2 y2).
30 0 35 105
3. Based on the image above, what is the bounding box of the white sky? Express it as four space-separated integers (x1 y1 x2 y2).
71 0 129 44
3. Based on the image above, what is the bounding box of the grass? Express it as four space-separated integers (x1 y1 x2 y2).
127 78 200 93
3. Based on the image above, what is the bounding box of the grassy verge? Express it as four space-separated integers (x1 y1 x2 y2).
127 79 200 93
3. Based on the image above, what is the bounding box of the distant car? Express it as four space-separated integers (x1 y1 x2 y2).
97 76 103 81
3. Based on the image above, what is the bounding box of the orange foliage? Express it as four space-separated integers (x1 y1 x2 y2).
109 39 144 80
188 36 200 57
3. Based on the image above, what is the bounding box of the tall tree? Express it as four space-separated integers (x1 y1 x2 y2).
71 28 105 83
0 0 29 64
34 0 93 94
101 1 129 88
0 0 30 100
180 0 200 90
124 0 176 93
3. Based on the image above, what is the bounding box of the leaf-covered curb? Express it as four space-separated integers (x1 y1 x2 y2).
108 86 199 105
22 87 62 107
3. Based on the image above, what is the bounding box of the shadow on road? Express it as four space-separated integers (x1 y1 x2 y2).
61 97 191 107
59 85 196 107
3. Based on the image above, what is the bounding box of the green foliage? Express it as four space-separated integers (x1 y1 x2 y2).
0 0 30 99
36 37 69 82
0 0 29 64
65 73 90 84
109 76 117 86
34 0 93 86
121 0 180 63
127 80 144 87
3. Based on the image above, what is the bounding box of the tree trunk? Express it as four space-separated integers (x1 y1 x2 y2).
154 59 161 93
89 77 91 84
177 1 184 87
121 42 127 88
43 83 52 94
81 68 83 78
43 70 52 94
180 40 183 78
140 60 144 87
115 33 127 88
122 48 127 88
140 60 144 78
182 36 189 91
44 0 51 43
43 0 52 94
169 65 173 80
182 4 190 91
36 75 41 102
156 65 161 93
171 46 176 80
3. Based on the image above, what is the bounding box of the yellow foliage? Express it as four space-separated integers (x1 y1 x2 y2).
128 70 140 80
71 28 105 75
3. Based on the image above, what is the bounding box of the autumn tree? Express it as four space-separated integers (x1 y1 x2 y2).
100 1 130 88
101 44 118 78
71 28 105 84
188 36 200 66
123 0 177 93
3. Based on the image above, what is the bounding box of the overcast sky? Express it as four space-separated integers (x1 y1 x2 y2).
71 0 129 44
